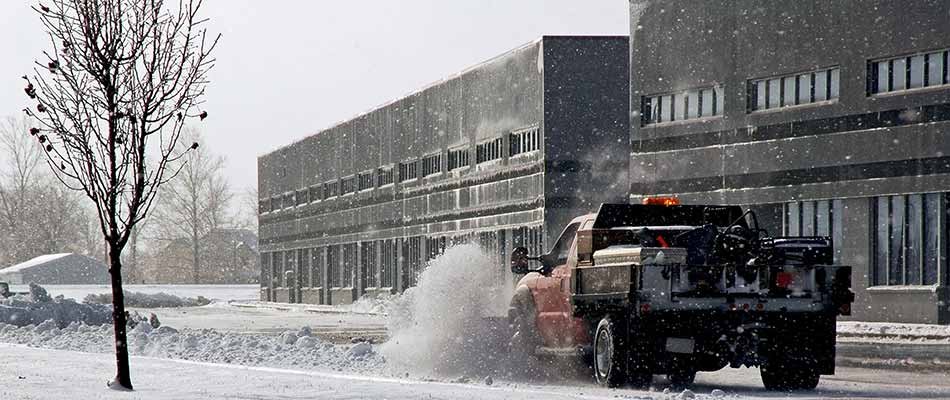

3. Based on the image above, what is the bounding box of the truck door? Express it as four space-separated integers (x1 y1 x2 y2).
533 222 580 348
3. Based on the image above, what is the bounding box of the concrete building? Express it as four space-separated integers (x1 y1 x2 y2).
629 0 950 323
258 36 630 304
0 253 109 285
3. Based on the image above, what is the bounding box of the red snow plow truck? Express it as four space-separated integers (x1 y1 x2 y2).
507 200 853 390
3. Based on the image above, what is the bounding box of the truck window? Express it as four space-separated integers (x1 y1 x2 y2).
550 222 580 264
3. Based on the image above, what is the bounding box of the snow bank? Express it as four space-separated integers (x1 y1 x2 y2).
0 283 111 328
83 290 211 308
0 321 384 375
838 321 950 341
380 244 513 376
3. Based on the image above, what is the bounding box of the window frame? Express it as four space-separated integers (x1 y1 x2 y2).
475 137 505 165
749 66 840 113
642 85 724 126
447 146 471 171
398 159 419 183
357 170 374 192
339 175 357 196
421 152 442 177
868 48 950 96
377 165 395 187
509 125 541 158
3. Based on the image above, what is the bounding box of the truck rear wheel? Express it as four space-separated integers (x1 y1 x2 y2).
593 316 630 388
760 342 820 391
667 368 696 389
761 365 819 391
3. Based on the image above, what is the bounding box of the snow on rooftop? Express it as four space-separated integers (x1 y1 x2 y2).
0 253 73 274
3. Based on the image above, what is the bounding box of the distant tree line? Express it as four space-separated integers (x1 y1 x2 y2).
0 117 258 284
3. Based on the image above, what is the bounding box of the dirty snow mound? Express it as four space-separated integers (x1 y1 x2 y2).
381 244 512 376
0 284 111 328
0 321 383 374
83 290 211 308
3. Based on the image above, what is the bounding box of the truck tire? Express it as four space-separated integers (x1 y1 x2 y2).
761 365 819 391
593 315 630 388
760 343 820 391
667 369 696 389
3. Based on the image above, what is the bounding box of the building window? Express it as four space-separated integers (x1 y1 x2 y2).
870 48 949 95
380 239 396 288
642 86 723 125
398 160 418 182
310 248 323 288
323 180 339 198
358 171 374 191
871 193 945 286
326 245 339 287
295 189 309 206
421 153 442 177
272 251 283 287
377 166 394 187
308 184 323 202
340 175 356 195
341 243 357 288
298 249 311 288
282 192 295 209
476 137 504 164
509 126 540 157
447 147 470 171
750 67 839 111
784 199 844 264
259 198 270 214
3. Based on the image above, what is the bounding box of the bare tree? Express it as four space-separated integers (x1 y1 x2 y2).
0 116 91 264
234 186 260 233
22 0 218 390
151 129 231 284
0 116 44 263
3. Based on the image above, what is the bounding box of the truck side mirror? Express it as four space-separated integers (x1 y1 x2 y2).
511 247 530 274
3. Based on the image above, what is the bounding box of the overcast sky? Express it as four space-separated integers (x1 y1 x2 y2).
0 1 628 192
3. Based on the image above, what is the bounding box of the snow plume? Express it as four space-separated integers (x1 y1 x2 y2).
381 244 513 377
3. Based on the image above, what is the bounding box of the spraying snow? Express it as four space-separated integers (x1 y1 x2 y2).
381 244 513 377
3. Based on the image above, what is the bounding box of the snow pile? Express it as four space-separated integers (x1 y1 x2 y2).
838 321 950 341
0 321 384 374
380 244 513 376
0 283 111 328
83 290 212 308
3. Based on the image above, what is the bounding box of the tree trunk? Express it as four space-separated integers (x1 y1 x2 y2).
192 228 200 284
108 245 133 390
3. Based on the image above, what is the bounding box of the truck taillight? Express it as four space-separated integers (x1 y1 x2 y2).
775 272 795 288
641 196 680 206
774 267 815 296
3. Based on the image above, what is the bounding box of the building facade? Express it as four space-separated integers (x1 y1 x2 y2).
629 0 950 323
258 36 629 305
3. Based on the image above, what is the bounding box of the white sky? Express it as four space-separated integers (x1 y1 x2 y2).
0 1 629 192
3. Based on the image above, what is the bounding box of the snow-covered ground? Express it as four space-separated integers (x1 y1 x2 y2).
4 343 950 400
5 246 950 399
9 284 259 303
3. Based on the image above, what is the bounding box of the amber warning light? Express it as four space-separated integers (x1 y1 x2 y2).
641 197 680 206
